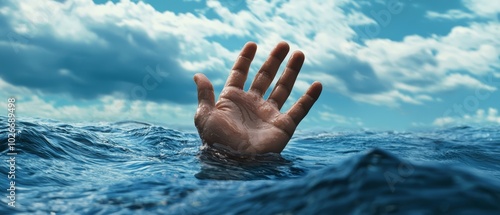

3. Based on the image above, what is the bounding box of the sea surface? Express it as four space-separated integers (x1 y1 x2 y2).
1 117 500 214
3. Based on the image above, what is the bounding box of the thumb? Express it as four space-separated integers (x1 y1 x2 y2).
194 73 215 126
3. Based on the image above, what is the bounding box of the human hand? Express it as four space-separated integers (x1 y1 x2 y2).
194 41 322 154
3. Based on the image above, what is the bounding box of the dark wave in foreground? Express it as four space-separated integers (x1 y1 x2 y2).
0 117 499 214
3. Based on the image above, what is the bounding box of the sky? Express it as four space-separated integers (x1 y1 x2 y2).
0 0 499 131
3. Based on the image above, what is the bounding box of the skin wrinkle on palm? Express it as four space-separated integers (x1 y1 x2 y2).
194 41 323 154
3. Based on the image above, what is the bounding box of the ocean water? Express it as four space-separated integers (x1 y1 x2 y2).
1 117 500 214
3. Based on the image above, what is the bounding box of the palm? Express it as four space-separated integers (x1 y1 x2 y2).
203 86 292 153
194 42 322 154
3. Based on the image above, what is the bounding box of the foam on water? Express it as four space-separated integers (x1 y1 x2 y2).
1 117 499 214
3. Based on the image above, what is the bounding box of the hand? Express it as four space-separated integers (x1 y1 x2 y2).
193 41 322 154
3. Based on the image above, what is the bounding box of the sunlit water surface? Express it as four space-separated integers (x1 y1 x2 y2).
1 117 499 214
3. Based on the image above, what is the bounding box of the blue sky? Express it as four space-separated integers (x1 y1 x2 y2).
0 0 499 130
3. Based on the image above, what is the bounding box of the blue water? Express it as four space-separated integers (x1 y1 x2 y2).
1 117 500 214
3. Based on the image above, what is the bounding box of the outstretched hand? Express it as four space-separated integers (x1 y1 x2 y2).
194 41 322 154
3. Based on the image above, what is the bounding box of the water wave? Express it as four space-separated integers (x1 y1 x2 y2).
0 117 499 214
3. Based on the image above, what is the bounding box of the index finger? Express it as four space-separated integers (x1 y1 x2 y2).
224 42 258 89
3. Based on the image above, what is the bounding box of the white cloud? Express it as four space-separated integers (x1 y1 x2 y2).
1 0 499 127
202 0 371 70
196 0 496 108
0 77 196 128
12 94 196 128
318 111 363 126
316 105 363 126
395 73 496 93
425 10 475 20
426 0 500 21
0 78 32 95
300 72 347 93
433 108 500 126
432 117 456 127
3 0 246 73
353 90 423 107
356 21 500 106
463 0 500 19
235 0 499 108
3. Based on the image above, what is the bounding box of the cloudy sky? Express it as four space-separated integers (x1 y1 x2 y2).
0 0 499 130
